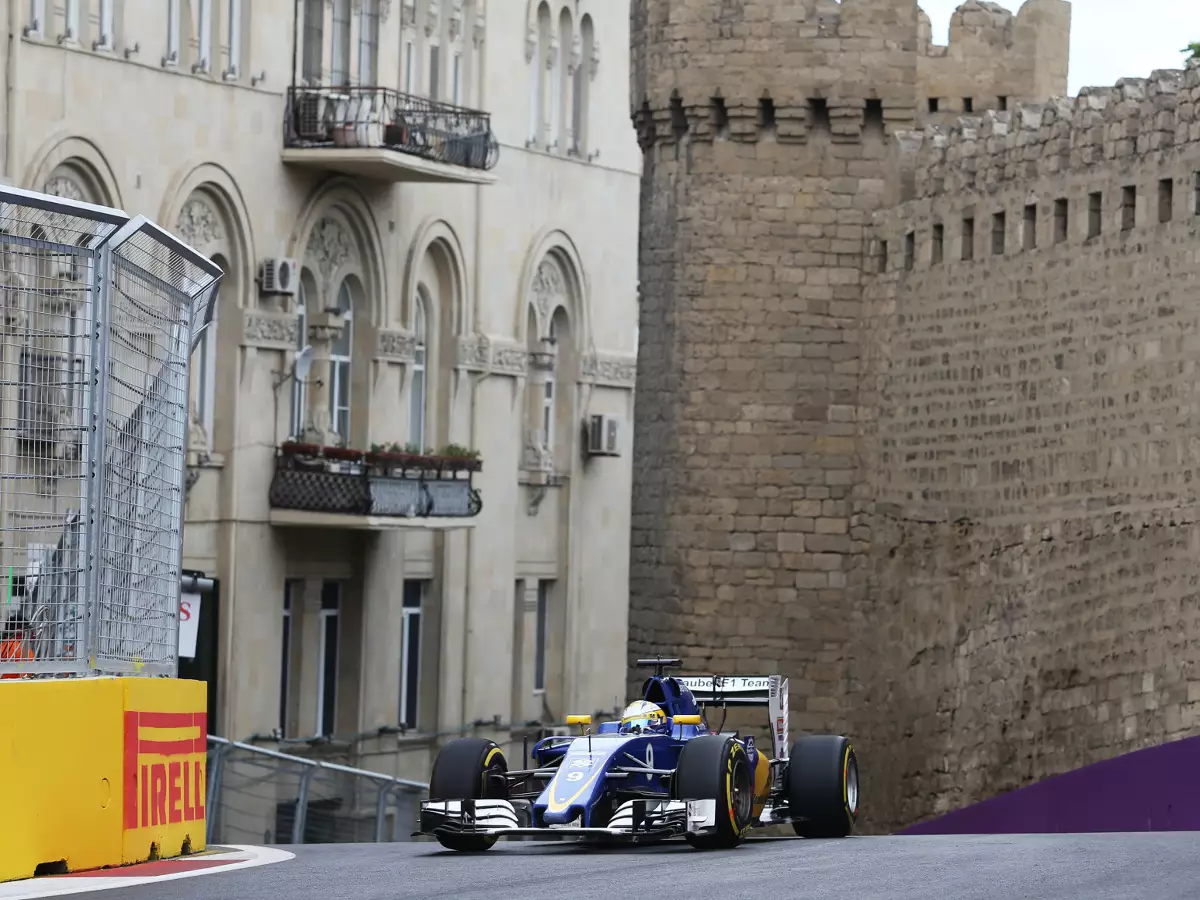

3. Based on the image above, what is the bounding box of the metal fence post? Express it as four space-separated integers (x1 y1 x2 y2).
293 765 317 845
205 740 230 844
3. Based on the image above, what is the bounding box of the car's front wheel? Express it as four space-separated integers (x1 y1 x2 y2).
427 737 509 852
673 735 754 849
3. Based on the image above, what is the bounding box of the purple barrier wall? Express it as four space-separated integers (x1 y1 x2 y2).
900 734 1200 835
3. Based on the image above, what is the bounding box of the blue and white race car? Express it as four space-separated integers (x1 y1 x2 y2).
416 658 859 851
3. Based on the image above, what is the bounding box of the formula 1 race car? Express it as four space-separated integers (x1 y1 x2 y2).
416 658 859 851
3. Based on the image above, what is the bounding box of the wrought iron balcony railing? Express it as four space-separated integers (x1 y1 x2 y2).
268 442 483 520
284 85 500 172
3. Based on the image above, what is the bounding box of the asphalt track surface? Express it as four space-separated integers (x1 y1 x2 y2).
56 832 1200 900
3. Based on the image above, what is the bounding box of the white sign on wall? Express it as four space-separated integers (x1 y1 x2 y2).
179 591 201 659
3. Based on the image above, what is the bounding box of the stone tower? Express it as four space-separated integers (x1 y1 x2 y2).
626 0 1071 822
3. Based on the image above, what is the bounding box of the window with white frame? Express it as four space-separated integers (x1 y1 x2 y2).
428 43 441 99
317 580 341 737
62 0 80 42
27 0 45 37
528 24 542 144
331 0 351 86
331 281 353 440
290 279 309 439
403 36 416 92
225 0 243 79
281 580 301 736
196 0 213 72
409 290 427 450
400 580 425 730
164 0 181 66
534 580 550 693
541 317 557 450
95 0 114 50
301 0 323 83
358 0 379 85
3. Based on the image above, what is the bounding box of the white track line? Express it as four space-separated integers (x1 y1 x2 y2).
0 846 295 900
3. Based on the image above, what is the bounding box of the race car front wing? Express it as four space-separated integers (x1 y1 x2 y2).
416 797 719 843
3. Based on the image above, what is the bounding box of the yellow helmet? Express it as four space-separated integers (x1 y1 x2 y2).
620 700 667 733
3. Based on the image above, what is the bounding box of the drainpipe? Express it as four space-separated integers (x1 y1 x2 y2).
460 0 489 729
5 0 21 183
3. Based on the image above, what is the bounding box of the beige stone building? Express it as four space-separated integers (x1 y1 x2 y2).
1 0 641 783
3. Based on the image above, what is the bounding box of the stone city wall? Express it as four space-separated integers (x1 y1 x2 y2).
859 62 1200 829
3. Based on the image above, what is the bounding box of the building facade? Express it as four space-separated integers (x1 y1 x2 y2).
625 0 1200 833
1 0 641 788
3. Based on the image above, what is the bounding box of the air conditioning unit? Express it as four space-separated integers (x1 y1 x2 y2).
260 257 299 296
585 414 620 457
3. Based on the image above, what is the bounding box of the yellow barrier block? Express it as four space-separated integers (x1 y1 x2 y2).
0 676 207 883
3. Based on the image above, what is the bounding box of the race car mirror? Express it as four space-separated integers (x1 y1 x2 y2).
673 715 701 725
566 714 592 735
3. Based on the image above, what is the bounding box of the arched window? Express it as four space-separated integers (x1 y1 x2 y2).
528 11 543 144
191 252 225 446
555 8 572 152
541 312 559 450
409 288 428 449
331 279 354 439
290 275 312 439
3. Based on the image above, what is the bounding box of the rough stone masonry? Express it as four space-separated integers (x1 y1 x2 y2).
626 0 1200 833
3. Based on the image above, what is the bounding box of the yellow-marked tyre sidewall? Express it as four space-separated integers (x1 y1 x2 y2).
725 742 751 837
841 742 858 826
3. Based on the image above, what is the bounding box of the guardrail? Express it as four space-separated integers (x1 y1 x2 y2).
283 85 500 172
205 736 429 845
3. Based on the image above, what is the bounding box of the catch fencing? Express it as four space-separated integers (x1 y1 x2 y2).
205 736 430 844
0 183 221 677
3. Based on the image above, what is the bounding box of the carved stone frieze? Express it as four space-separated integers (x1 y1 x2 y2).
425 0 440 36
176 196 224 250
448 0 464 41
376 328 416 362
589 38 601 80
243 309 300 349
400 0 415 28
525 22 537 61
531 257 566 324
456 333 490 371
305 217 353 280
582 352 638 389
491 343 528 375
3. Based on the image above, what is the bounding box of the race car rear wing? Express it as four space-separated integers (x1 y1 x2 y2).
676 675 790 760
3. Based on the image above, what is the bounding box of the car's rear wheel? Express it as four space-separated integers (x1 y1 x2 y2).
673 735 754 850
427 737 509 852
786 735 858 838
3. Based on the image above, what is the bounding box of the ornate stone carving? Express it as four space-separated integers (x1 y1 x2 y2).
522 428 554 473
528 337 557 371
457 334 490 370
473 9 485 47
492 343 528 375
569 34 582 75
242 310 300 349
305 217 353 280
589 38 601 80
525 22 537 61
582 352 638 389
400 0 415 28
42 175 85 202
376 328 416 362
424 0 440 37
175 197 223 249
545 35 558 71
531 257 566 324
448 0 464 41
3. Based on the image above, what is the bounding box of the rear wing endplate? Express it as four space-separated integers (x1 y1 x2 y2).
676 675 790 760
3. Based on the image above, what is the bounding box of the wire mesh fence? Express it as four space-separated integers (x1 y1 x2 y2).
0 184 221 677
206 736 429 845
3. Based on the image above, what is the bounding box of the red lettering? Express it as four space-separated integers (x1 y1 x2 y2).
193 760 205 819
151 764 167 826
141 765 149 828
183 761 192 821
169 762 182 824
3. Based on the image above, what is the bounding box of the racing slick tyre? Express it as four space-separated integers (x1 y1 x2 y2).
427 737 510 852
786 734 858 839
672 735 754 850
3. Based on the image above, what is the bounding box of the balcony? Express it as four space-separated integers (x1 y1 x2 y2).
282 86 500 185
268 441 483 531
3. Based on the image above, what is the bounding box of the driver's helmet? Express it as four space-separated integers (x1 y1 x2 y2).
619 700 667 734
